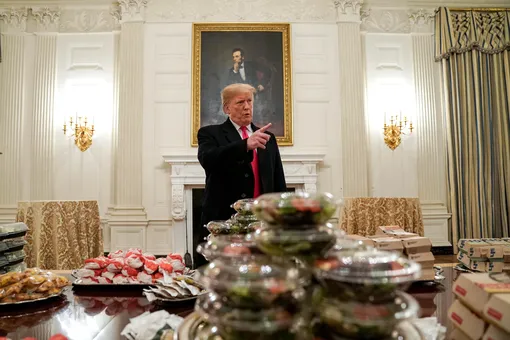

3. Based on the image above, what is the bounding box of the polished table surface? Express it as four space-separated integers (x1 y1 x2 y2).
0 268 459 339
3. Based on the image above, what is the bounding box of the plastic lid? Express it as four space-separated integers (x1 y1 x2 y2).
196 291 298 332
319 291 420 326
197 234 263 260
197 255 310 293
314 249 421 284
205 220 253 235
233 213 258 222
254 224 337 242
231 199 255 215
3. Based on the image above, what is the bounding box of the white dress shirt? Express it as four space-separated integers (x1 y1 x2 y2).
230 118 253 139
233 62 246 81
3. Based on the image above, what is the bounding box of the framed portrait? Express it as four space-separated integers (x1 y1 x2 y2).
191 23 293 146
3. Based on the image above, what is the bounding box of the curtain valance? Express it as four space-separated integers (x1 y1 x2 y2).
435 7 510 61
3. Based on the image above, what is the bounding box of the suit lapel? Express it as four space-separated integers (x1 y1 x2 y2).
222 119 242 144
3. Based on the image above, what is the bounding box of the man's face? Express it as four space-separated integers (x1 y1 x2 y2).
225 91 253 127
232 51 243 64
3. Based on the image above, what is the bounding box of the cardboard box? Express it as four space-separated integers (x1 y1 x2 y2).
418 268 436 281
408 252 435 268
448 299 485 340
458 252 486 272
482 239 510 262
402 236 432 254
371 237 403 252
487 260 504 273
345 234 375 247
483 294 510 333
452 273 510 314
482 324 510 340
375 226 418 238
450 328 473 340
458 239 504 259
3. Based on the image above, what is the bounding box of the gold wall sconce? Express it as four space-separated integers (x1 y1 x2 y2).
63 115 95 152
383 113 414 150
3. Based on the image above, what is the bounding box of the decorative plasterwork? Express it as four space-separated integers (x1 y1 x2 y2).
118 0 147 22
360 8 435 33
59 8 118 32
32 7 60 32
0 7 28 33
334 0 364 23
144 0 336 23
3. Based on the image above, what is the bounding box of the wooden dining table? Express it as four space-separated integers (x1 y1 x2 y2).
0 268 459 339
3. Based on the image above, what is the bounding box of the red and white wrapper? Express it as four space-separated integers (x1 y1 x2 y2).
125 248 142 258
126 254 144 269
169 259 185 273
152 272 163 283
101 270 115 280
158 261 174 275
121 265 139 277
97 277 113 284
144 259 159 274
167 253 183 262
127 277 140 284
143 253 156 261
108 249 124 259
75 268 96 278
137 271 153 284
84 257 108 269
112 274 129 284
106 258 124 273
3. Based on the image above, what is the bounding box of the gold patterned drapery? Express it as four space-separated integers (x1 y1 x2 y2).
339 197 424 237
16 200 104 270
435 8 510 250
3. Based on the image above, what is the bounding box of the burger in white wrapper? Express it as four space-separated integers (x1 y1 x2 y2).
121 310 183 340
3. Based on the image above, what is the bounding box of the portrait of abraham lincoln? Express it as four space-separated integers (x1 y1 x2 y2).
191 23 292 146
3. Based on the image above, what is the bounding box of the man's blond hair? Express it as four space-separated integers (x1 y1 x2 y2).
221 83 256 107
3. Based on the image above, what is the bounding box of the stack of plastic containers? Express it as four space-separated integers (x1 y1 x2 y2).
203 199 260 240
0 222 28 274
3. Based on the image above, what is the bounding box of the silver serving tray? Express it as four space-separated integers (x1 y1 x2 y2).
0 292 64 306
71 270 151 286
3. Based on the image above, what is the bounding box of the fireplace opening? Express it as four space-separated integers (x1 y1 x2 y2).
191 187 296 268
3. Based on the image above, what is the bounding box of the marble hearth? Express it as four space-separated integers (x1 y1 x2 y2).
161 152 325 259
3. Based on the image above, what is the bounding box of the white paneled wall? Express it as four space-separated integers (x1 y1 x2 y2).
365 34 418 197
54 34 114 218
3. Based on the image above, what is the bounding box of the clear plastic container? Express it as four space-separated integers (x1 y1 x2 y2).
206 220 253 236
0 223 28 240
233 213 258 225
313 249 421 303
197 255 310 309
195 291 303 339
196 234 263 261
316 291 420 339
254 224 337 261
231 199 255 216
252 192 339 226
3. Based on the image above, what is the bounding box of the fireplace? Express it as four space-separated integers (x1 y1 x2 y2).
162 152 325 267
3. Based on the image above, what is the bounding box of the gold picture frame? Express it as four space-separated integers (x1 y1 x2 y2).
191 23 293 146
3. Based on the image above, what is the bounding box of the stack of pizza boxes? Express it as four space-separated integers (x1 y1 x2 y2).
449 272 510 340
457 239 510 273
369 226 435 281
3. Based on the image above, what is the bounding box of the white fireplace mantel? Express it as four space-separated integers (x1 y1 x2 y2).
161 151 326 221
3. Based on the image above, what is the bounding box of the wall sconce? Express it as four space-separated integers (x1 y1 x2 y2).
63 115 95 152
383 112 414 150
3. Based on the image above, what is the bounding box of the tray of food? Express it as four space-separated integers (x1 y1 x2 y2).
0 268 70 305
143 274 206 304
72 248 192 287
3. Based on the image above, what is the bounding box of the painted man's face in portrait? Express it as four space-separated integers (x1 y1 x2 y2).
232 50 244 64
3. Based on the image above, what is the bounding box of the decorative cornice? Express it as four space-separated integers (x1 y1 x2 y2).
408 8 435 33
0 7 28 33
361 8 410 32
118 0 147 23
334 0 364 23
32 7 61 32
59 8 118 32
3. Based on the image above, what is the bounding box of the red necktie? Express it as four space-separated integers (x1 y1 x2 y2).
241 126 261 198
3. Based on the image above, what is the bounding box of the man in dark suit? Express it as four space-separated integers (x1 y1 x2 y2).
195 83 286 267
226 48 271 92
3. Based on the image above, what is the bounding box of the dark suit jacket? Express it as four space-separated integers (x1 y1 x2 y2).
194 119 286 266
227 61 271 89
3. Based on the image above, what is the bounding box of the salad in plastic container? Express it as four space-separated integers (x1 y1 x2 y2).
233 213 258 224
197 256 310 309
206 220 253 236
254 224 337 262
313 249 421 303
252 192 339 226
196 234 263 261
316 291 420 339
231 199 256 216
195 291 303 340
